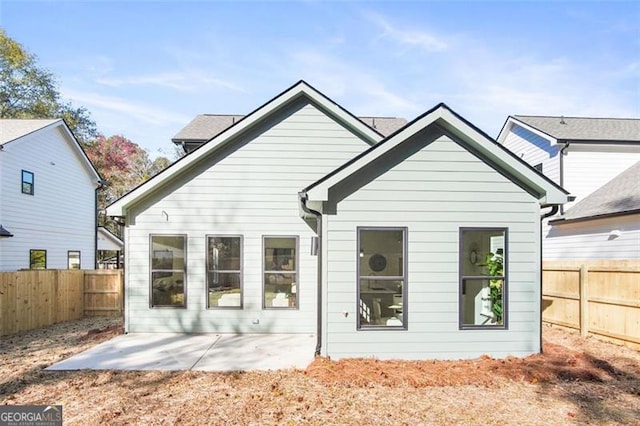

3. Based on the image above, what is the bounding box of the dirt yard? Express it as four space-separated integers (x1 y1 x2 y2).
1 317 638 425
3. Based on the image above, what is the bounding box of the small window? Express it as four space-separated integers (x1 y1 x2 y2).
68 251 81 269
22 170 34 195
263 236 298 309
150 235 186 308
533 163 543 173
460 228 507 329
207 236 242 308
29 249 46 269
357 227 407 329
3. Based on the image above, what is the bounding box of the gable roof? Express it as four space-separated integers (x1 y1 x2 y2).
106 80 385 217
304 103 570 208
0 119 102 183
551 161 640 224
172 114 407 145
97 226 124 251
0 119 60 145
498 115 640 145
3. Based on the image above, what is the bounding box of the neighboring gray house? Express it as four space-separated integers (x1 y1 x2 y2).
497 115 640 260
0 119 102 270
107 81 569 360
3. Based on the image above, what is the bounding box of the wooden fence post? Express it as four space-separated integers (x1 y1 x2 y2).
580 264 589 338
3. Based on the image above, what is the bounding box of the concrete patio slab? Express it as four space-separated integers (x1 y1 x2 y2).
46 333 316 372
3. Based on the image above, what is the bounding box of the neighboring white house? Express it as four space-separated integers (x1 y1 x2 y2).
107 81 569 360
0 119 102 270
497 115 640 260
546 162 640 260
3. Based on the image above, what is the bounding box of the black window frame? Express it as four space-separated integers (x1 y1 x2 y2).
459 227 508 330
21 170 34 195
262 235 299 310
67 250 81 269
29 249 47 269
356 226 408 330
149 234 187 309
206 234 243 309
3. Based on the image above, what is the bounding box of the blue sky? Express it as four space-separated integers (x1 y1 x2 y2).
1 1 638 157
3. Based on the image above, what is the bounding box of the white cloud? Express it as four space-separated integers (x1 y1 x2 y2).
97 70 245 93
365 11 449 52
62 88 190 126
290 50 421 117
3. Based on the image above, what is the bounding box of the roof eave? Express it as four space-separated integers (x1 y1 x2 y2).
106 80 383 218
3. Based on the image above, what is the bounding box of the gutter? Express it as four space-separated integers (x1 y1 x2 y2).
539 204 559 354
94 180 106 269
559 141 570 215
298 191 323 356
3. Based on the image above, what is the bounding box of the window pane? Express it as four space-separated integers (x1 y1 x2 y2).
263 237 297 308
461 229 505 277
209 237 241 271
264 238 296 271
462 279 504 326
22 170 34 195
152 272 185 307
359 279 404 327
151 235 186 308
264 273 297 308
68 251 81 269
461 228 506 327
208 272 241 307
151 236 185 270
359 229 403 277
30 250 46 269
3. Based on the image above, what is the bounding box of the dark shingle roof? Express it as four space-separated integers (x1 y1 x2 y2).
172 114 407 144
559 161 640 221
513 115 640 142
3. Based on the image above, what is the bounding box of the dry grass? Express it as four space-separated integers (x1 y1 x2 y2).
1 318 639 425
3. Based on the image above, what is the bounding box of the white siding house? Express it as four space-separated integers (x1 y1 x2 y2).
0 119 101 270
497 116 640 261
107 82 570 360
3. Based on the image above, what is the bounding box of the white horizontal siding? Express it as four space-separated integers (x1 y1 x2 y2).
544 214 640 260
502 123 561 184
325 136 542 360
563 148 640 209
0 125 96 270
125 102 370 333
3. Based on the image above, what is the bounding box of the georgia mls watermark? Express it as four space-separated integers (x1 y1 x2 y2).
0 405 62 426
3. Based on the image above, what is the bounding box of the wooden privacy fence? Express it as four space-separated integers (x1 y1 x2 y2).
0 269 123 336
542 260 639 349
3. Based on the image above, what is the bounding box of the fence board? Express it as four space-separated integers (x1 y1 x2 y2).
543 260 640 349
84 270 124 317
0 270 122 336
